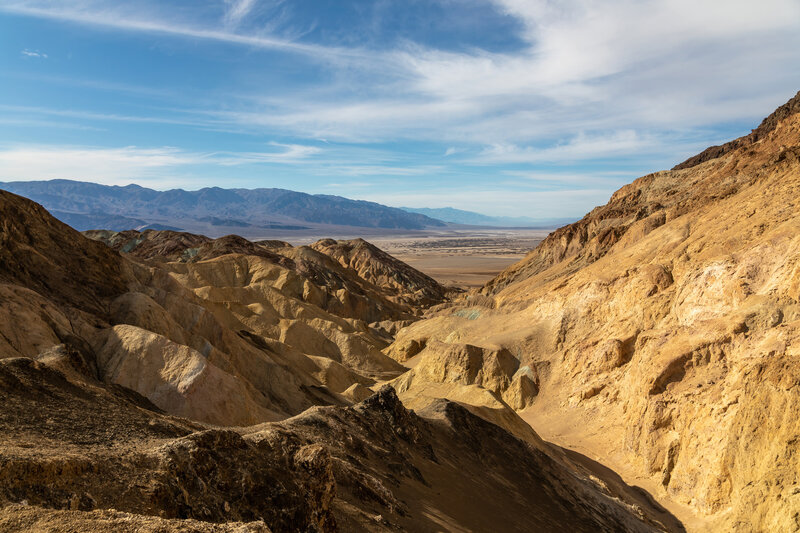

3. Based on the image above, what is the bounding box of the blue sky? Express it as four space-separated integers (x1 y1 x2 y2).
1 0 799 219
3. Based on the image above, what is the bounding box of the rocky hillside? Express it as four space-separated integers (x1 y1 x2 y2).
0 189 672 531
8 91 797 533
386 91 800 531
311 238 452 309
2 190 445 429
483 91 800 296
84 229 444 321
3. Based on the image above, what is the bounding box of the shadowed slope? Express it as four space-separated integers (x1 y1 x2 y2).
0 357 668 532
0 191 128 315
311 238 453 310
0 191 376 425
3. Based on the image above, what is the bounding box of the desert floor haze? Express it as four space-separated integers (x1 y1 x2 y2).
1 91 800 532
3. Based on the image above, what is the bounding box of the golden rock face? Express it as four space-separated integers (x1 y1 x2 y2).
386 92 800 530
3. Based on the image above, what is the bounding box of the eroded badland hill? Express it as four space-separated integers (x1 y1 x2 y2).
1 91 799 532
0 189 667 531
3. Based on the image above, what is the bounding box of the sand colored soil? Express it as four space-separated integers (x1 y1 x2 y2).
371 230 548 288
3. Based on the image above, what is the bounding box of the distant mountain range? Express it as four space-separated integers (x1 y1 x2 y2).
0 180 446 234
400 206 574 228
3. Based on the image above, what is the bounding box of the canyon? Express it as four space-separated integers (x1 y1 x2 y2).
1 91 799 532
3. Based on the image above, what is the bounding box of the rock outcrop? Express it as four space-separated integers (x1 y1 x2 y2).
311 238 452 310
390 341 539 410
86 229 446 323
385 90 800 531
0 356 671 532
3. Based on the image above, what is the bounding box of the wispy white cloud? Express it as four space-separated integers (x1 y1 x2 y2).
2 0 800 212
444 147 460 157
21 49 47 58
223 0 258 28
211 97 477 143
325 165 441 177
501 170 634 188
0 1 375 65
226 142 322 164
0 117 105 131
6 0 799 152
2 71 174 98
0 143 322 183
0 146 194 184
216 0 800 150
474 131 668 164
0 103 221 129
322 181 374 189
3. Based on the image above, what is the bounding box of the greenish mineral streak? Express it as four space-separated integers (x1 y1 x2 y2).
121 236 145 253
452 308 481 320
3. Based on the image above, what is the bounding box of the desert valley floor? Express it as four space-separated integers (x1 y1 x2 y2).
282 229 549 290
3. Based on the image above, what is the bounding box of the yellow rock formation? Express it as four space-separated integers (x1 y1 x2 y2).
384 91 800 531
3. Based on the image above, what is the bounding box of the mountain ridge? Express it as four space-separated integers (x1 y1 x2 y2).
0 180 447 233
673 90 800 170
